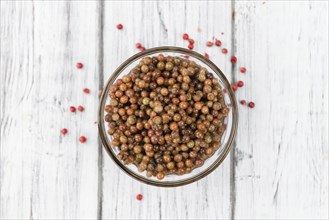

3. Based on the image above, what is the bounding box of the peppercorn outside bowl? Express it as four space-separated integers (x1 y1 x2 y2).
98 46 238 187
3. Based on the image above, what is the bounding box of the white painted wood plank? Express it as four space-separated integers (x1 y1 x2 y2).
0 1 101 219
233 1 328 219
101 1 233 219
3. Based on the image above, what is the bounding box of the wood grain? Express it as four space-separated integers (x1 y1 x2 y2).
232 1 328 219
0 0 328 219
1 1 102 219
101 1 233 219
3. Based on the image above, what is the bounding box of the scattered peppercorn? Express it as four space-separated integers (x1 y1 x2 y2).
61 128 68 135
76 63 83 69
240 67 246 73
206 41 213 47
83 88 90 94
231 56 237 64
105 55 228 180
116 24 123 30
240 100 246 105
70 106 76 112
204 53 209 59
237 81 244 87
188 44 194 50
232 84 238 91
222 48 228 54
78 105 84 112
215 39 221 47
135 43 142 49
248 102 255 108
183 33 189 40
136 194 143 201
79 136 87 143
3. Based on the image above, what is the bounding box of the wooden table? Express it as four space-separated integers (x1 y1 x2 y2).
1 1 328 219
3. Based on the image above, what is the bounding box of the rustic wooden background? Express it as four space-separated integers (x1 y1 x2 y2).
1 1 328 219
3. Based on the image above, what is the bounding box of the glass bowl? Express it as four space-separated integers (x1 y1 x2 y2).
98 46 238 187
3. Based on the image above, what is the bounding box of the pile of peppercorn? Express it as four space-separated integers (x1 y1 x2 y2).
104 55 229 180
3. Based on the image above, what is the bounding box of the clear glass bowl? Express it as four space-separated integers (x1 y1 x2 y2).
98 46 238 187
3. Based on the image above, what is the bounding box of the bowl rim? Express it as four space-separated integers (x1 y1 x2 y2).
98 46 238 187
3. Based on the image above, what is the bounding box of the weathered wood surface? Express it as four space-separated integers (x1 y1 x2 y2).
232 1 328 219
0 1 328 219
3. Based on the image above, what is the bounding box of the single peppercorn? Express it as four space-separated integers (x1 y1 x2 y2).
116 24 123 30
248 102 255 108
237 81 244 87
215 39 221 46
70 106 76 112
76 62 83 69
231 56 237 64
79 136 87 143
135 43 142 49
206 41 213 47
78 105 84 112
136 194 143 201
61 128 68 135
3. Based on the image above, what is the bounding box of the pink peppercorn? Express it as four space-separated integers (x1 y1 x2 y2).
136 194 143 201
70 106 76 112
116 24 123 30
240 100 246 105
232 84 238 91
248 102 255 108
237 81 244 87
188 39 195 44
183 33 189 40
231 56 237 64
215 39 221 47
206 41 213 47
79 136 87 143
240 67 246 73
204 53 209 59
76 63 83 69
188 44 194 50
222 48 228 54
135 43 142 49
83 88 90 94
61 128 68 135
78 105 84 112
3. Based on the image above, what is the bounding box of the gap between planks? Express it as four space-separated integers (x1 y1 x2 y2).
97 1 105 220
